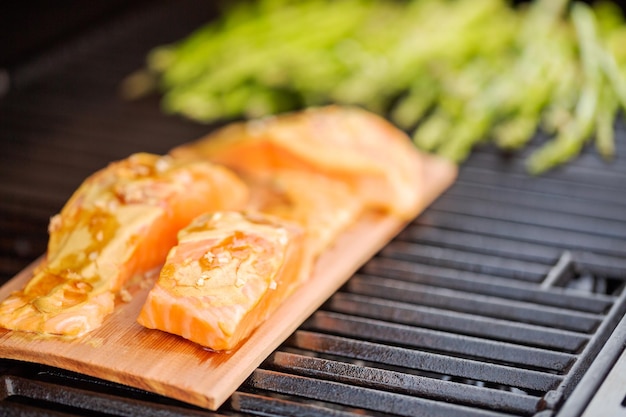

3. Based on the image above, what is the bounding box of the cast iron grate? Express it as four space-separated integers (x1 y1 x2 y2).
1 1 626 416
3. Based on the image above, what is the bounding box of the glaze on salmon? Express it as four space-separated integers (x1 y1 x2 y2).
0 153 249 337
245 170 364 256
171 105 427 219
137 211 310 351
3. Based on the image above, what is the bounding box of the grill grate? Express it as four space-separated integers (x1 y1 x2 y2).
1 1 626 416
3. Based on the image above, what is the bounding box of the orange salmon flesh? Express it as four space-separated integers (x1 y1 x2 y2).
171 105 428 220
0 105 437 349
0 153 249 337
137 211 311 351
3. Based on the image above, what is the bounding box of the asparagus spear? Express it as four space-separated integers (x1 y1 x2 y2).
527 2 607 174
595 82 618 159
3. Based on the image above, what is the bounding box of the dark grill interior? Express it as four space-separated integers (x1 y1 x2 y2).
1 2 626 416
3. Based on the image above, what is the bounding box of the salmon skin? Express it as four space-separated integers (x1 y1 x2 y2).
137 211 310 351
0 153 249 337
171 105 429 220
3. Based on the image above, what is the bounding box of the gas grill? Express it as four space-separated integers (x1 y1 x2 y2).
1 2 625 416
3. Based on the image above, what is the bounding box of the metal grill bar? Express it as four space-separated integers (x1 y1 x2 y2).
288 331 563 392
456 166 626 207
328 292 588 352
444 182 626 223
231 391 361 417
397 226 562 264
545 287 626 410
345 276 601 333
266 352 540 415
400 211 626 280
561 314 626 416
381 241 551 281
246 369 514 417
461 149 626 178
361 258 614 313
306 311 575 371
430 195 626 239
416 211 626 258
0 375 212 417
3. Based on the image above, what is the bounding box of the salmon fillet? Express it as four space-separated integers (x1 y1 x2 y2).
137 211 310 351
0 153 249 337
245 170 364 256
171 105 428 219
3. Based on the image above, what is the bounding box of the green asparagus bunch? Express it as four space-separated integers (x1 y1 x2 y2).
122 0 626 174
525 1 626 173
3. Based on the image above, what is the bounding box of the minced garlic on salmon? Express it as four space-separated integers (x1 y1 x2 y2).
0 153 249 337
137 211 310 351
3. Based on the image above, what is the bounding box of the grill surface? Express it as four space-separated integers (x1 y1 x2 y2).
1 2 626 416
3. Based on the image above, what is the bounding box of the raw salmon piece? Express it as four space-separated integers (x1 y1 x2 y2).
137 211 310 351
0 153 249 337
171 105 429 219
245 170 364 256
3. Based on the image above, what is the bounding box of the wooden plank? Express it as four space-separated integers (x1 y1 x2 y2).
0 153 456 410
